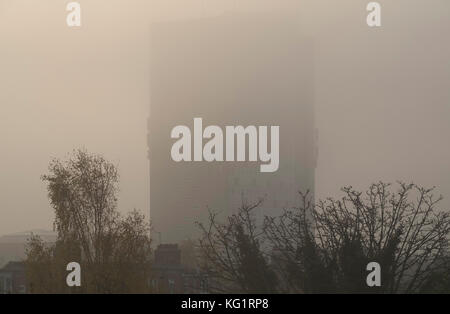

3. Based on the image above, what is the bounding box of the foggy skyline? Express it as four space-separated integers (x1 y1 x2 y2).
1 0 449 236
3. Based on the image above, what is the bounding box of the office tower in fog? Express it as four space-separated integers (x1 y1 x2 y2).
148 12 317 242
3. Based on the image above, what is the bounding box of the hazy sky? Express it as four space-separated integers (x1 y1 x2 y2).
0 0 449 235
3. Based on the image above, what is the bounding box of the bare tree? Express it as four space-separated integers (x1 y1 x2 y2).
197 200 278 293
263 191 336 293
264 182 450 293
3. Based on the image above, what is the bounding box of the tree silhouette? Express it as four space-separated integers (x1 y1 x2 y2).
264 182 450 293
197 200 278 293
25 149 152 293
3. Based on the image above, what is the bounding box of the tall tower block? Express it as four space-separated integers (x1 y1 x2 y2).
149 12 316 243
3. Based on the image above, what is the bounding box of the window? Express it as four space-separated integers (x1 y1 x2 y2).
168 279 175 294
0 276 4 294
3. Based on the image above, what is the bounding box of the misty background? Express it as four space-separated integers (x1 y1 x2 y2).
0 0 449 236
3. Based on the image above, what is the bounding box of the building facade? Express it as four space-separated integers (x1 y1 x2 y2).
148 12 316 242
0 262 26 294
150 244 208 294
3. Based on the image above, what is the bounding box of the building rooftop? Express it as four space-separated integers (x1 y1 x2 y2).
0 261 25 273
0 230 56 243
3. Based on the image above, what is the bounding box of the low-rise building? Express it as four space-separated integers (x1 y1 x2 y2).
0 261 26 294
151 244 208 294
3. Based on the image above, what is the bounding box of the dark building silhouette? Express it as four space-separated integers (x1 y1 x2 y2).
148 12 317 242
151 244 208 294
0 261 26 294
